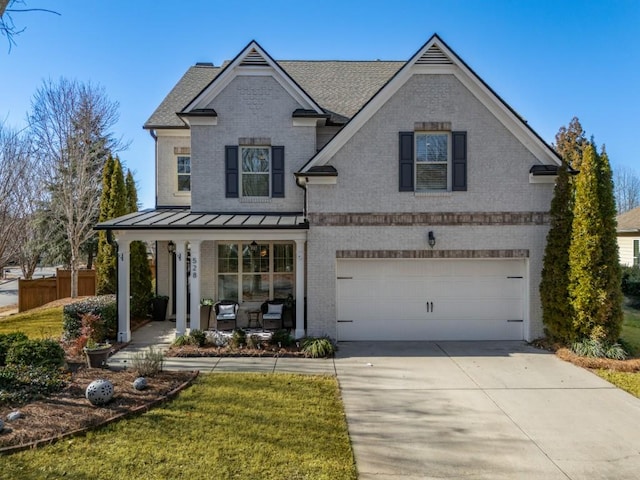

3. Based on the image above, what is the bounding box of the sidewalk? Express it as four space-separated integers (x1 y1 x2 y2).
107 320 336 375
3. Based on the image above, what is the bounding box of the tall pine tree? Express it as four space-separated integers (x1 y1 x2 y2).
125 170 153 318
540 161 574 343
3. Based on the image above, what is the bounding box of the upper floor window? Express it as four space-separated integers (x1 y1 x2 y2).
415 133 449 191
241 147 270 197
399 130 466 193
225 145 285 199
634 239 639 266
177 155 191 192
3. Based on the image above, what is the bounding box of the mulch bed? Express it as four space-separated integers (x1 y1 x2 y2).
0 365 197 454
530 338 640 372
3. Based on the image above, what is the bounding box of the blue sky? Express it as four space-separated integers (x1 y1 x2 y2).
1 0 638 209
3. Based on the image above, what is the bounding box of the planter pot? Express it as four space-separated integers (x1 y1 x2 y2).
151 297 169 321
200 305 212 330
84 345 112 368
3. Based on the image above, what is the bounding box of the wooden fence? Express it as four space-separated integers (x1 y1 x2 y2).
18 269 97 312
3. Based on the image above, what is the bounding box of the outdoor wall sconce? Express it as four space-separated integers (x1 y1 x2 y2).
428 231 436 249
167 241 176 253
250 240 258 253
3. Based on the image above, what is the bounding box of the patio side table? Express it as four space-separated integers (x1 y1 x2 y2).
247 309 261 328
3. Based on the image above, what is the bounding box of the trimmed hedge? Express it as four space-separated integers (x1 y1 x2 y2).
63 295 117 341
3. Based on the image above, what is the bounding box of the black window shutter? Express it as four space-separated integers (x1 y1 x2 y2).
272 146 285 198
225 146 239 198
452 131 467 191
399 132 414 191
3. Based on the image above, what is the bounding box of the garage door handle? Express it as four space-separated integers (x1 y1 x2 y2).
426 302 433 312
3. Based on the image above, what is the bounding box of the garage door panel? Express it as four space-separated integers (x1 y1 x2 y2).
336 259 526 341
337 318 524 341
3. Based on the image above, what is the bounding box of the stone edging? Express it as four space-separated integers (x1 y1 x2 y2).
0 371 200 456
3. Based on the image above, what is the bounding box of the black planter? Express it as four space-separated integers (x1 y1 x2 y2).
151 297 169 321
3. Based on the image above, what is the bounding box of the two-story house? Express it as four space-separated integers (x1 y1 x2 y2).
97 35 561 343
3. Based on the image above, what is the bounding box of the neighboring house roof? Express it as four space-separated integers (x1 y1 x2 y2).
617 206 640 232
95 209 308 230
144 53 403 129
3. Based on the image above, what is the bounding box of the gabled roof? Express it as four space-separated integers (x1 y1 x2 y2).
181 40 325 118
144 57 403 129
300 34 561 172
617 206 640 232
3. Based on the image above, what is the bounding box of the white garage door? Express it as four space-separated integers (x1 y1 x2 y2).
336 259 526 341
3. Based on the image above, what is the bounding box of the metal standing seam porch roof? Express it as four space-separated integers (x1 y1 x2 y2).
94 209 309 230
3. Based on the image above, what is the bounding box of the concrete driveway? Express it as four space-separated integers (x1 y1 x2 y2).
335 341 640 480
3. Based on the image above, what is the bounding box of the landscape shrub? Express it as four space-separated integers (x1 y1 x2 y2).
6 338 66 369
131 346 164 377
229 329 246 348
301 337 336 358
0 332 28 366
571 338 627 360
189 329 207 347
0 365 67 405
270 329 294 347
621 266 640 300
63 295 116 340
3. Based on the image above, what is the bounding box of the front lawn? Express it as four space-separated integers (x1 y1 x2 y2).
594 302 640 398
3 373 357 480
621 303 640 355
0 306 63 339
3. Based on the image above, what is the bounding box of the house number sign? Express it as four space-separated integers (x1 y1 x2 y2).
191 257 198 279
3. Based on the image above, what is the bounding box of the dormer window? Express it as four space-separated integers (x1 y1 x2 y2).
241 146 270 197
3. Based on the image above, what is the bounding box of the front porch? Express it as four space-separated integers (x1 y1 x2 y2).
96 209 308 343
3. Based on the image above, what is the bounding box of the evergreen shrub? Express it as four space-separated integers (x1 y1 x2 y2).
63 295 117 340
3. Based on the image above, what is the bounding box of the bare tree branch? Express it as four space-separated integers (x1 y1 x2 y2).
29 78 122 297
614 165 640 214
1 0 60 52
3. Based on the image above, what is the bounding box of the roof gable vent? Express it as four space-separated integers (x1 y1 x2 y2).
240 47 269 66
416 44 453 65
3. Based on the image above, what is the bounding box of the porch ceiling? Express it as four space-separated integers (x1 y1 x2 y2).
95 209 308 230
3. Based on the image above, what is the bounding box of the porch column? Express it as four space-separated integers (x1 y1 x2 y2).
189 240 202 332
294 239 306 339
117 239 131 343
175 240 187 337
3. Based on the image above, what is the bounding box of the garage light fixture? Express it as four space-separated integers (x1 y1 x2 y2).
167 241 176 253
428 231 436 249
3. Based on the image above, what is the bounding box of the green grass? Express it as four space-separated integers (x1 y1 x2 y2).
621 303 640 355
2 373 357 480
595 370 640 398
0 306 63 339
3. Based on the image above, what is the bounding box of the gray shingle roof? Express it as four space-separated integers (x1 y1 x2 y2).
144 60 404 129
617 206 640 231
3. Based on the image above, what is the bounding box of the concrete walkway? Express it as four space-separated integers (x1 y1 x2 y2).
107 320 336 375
108 324 640 479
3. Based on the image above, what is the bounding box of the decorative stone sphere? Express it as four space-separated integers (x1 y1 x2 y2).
6 411 24 422
85 379 114 406
132 377 147 391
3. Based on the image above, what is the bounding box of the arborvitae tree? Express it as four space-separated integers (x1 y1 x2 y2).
96 156 126 294
125 170 152 318
594 146 623 342
540 162 575 343
568 144 623 343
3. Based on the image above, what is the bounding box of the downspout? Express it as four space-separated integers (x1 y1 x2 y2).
294 174 308 221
